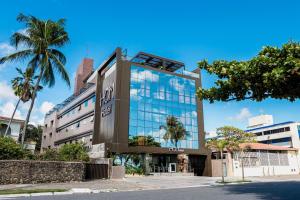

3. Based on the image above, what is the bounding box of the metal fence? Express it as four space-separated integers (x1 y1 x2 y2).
85 163 108 180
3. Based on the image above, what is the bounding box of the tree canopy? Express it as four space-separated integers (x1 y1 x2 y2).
129 135 161 147
197 41 300 103
206 126 256 153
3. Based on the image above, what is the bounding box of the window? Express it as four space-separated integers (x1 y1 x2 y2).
128 65 199 149
84 100 88 107
45 124 48 128
44 135 46 139
255 132 263 136
49 132 52 138
76 122 80 128
50 120 54 127
78 105 81 111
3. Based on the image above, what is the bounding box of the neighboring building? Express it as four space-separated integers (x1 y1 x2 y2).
42 48 209 175
248 114 274 128
211 143 299 177
42 58 96 149
246 115 300 148
0 116 24 141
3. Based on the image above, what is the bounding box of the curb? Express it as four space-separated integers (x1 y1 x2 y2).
0 188 120 198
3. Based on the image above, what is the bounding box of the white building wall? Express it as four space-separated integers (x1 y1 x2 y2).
248 122 300 148
0 120 22 141
232 151 299 177
248 115 274 128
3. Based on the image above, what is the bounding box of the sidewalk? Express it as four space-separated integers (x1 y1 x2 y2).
1 175 300 198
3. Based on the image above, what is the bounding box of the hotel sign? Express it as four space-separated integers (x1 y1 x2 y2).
101 84 114 117
168 147 184 152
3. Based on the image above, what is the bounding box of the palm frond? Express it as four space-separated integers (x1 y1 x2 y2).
48 49 66 64
10 32 33 49
48 53 70 86
0 49 33 64
27 55 40 72
41 60 55 87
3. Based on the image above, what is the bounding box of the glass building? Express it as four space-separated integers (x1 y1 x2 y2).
129 65 199 149
91 48 209 176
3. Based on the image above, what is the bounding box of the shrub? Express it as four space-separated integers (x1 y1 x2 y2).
40 149 59 161
58 143 89 162
125 165 144 175
0 136 26 160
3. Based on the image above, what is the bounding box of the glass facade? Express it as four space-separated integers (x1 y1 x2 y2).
129 65 199 149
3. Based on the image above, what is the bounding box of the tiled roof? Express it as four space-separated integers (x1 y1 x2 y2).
240 143 297 151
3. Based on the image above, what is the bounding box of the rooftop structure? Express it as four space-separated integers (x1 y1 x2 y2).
248 114 274 128
131 52 185 72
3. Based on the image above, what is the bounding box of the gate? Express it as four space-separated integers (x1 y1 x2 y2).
85 163 108 180
189 155 207 176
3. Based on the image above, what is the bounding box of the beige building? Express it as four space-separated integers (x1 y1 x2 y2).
42 58 96 150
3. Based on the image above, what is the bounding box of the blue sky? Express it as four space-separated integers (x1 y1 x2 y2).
0 0 299 133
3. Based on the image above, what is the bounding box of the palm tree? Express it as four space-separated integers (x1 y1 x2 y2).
206 138 228 183
0 14 70 146
4 67 39 136
161 116 188 148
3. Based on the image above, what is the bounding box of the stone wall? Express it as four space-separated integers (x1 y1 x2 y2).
0 160 85 184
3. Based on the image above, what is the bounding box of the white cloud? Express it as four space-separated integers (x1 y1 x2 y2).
169 77 184 95
39 101 54 115
0 101 22 119
131 70 159 82
29 114 44 126
0 81 17 101
228 107 252 121
17 28 28 36
205 130 217 139
0 42 15 70
0 43 15 56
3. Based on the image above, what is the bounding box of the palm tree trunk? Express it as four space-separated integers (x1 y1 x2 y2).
221 150 225 183
4 98 21 136
21 69 43 147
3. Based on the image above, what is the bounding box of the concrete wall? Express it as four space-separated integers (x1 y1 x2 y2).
0 160 85 184
211 151 300 177
232 151 300 177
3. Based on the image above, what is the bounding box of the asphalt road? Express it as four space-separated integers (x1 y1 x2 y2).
6 181 300 200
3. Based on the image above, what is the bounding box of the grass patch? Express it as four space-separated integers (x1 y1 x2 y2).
0 188 68 195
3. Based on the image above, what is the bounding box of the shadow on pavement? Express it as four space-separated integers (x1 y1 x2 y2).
223 181 300 200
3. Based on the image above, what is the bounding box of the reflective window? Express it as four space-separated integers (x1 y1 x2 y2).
129 65 199 149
